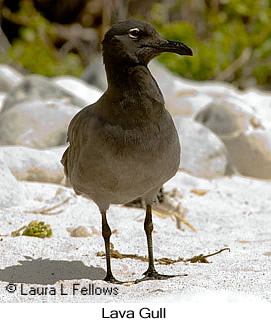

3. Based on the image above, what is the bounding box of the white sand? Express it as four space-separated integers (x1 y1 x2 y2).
0 171 270 303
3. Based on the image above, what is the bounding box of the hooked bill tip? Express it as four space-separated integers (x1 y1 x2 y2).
160 39 193 56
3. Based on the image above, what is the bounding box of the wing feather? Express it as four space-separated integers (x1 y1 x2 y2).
61 106 92 179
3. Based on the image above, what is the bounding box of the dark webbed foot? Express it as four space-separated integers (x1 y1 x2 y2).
104 275 125 284
133 268 186 283
133 204 187 283
143 268 175 279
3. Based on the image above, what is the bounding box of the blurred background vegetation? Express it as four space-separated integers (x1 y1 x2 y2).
0 0 271 89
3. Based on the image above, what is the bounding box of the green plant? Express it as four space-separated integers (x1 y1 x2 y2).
1 0 83 76
12 221 52 238
150 0 271 88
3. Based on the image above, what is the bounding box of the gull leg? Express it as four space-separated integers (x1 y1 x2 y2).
144 204 156 275
136 205 176 282
101 211 120 283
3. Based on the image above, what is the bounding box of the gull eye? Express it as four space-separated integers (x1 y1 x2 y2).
128 28 141 39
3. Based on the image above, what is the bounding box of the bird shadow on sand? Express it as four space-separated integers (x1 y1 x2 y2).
0 256 106 285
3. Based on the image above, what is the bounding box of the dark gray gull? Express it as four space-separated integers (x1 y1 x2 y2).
61 19 193 283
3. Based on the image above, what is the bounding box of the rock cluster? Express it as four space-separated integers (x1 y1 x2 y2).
149 62 271 179
0 61 270 209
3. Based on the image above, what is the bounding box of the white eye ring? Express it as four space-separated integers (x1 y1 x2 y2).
129 28 141 39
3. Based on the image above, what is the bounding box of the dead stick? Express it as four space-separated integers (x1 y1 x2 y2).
215 48 251 81
24 197 70 215
97 247 230 264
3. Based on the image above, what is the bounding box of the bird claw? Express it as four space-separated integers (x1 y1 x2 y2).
104 274 122 284
104 274 131 284
133 269 186 283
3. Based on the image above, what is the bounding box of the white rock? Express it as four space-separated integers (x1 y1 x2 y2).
149 61 177 99
48 145 68 157
239 89 271 131
0 92 6 113
174 117 234 178
149 61 244 118
173 77 241 98
166 90 213 116
0 146 65 184
195 98 253 136
81 56 108 91
240 88 271 111
53 76 103 106
149 61 241 100
1 74 84 113
0 152 25 208
195 98 271 179
0 99 80 148
222 130 271 179
0 64 23 92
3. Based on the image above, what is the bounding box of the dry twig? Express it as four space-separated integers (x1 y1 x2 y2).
96 247 230 264
24 197 71 215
